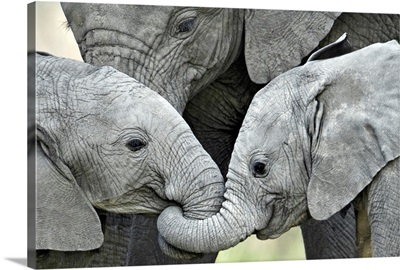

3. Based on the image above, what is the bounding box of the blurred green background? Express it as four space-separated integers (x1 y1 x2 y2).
216 227 305 262
34 1 306 263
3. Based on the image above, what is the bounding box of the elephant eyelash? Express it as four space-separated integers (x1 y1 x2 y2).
61 20 71 31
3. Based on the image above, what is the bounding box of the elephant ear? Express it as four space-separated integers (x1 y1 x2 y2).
244 9 340 84
306 44 400 220
307 33 353 62
36 126 103 251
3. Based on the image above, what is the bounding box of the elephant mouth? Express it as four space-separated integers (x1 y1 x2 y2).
93 186 178 215
255 211 309 240
256 227 289 240
255 195 309 240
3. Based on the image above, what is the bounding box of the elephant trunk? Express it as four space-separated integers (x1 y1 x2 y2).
157 177 258 255
162 125 226 221
153 126 228 260
175 165 225 221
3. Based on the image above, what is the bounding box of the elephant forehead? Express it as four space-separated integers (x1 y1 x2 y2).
68 66 177 119
241 92 292 134
238 94 294 155
125 88 180 121
237 120 289 156
96 92 178 126
248 76 294 115
52 83 179 142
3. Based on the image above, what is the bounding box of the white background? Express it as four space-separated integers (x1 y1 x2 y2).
1 0 399 269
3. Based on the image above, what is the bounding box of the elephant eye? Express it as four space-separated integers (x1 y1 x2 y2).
126 139 146 152
251 158 270 178
176 18 196 34
254 162 266 174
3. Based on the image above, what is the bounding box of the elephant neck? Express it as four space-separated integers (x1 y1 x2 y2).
216 49 265 92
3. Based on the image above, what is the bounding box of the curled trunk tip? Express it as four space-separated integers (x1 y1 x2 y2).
157 201 255 255
157 234 202 260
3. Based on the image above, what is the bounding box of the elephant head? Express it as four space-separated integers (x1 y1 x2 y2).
35 53 224 252
157 36 400 255
61 3 341 113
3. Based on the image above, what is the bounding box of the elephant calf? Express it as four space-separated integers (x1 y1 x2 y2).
157 35 400 258
30 53 225 268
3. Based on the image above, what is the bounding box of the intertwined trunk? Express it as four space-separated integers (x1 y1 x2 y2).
157 175 259 256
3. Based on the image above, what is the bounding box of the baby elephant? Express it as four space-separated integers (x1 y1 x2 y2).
31 53 224 266
157 35 399 258
226 36 400 256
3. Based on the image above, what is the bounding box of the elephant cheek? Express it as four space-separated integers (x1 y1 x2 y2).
256 196 309 240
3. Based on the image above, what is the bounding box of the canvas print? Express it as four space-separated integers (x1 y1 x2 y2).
27 1 400 269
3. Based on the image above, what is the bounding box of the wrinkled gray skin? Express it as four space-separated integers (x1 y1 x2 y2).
158 38 400 257
30 53 224 268
61 2 400 263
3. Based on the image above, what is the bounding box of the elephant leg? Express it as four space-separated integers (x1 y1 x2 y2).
300 208 357 259
36 250 97 269
89 212 217 266
368 157 400 257
88 211 131 266
183 52 261 176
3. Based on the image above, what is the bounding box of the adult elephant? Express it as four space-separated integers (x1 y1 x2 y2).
61 2 400 264
29 52 225 268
